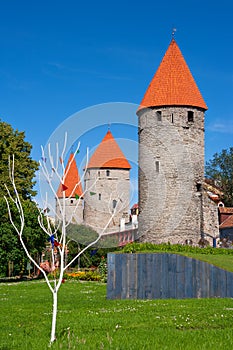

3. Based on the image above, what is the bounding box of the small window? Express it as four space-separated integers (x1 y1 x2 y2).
171 113 174 123
157 111 162 121
70 199 73 204
113 199 117 209
155 161 160 173
99 193 101 200
106 170 110 177
188 111 194 122
98 171 100 177
196 183 202 192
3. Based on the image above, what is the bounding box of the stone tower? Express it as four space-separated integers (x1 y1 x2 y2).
137 39 208 244
83 130 131 233
56 153 83 224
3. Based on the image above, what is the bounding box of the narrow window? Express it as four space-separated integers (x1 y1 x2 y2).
70 199 73 204
155 161 160 173
188 111 194 122
113 199 117 209
157 111 162 121
99 193 101 200
196 183 202 192
171 113 174 123
106 170 110 177
98 171 100 177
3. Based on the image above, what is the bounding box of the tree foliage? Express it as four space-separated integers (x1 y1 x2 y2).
0 198 46 276
0 120 39 199
205 147 233 207
0 120 45 276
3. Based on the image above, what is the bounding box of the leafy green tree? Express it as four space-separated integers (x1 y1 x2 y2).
206 147 233 207
0 120 45 276
0 198 45 276
0 120 39 199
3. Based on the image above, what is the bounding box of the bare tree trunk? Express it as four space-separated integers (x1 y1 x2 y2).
50 288 58 343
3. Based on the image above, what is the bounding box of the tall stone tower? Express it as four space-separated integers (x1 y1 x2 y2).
83 130 131 233
56 153 83 224
137 39 208 244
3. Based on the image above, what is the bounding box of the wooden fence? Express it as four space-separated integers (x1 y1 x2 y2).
107 253 233 299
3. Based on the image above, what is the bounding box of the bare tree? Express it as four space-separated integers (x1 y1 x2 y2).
4 133 124 344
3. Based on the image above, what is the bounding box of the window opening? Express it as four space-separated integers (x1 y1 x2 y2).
155 161 160 173
106 170 110 177
188 111 194 122
157 111 162 121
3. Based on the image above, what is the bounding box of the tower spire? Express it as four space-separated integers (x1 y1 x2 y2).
172 27 177 39
137 38 208 111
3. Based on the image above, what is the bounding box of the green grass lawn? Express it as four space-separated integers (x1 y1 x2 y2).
1 280 233 349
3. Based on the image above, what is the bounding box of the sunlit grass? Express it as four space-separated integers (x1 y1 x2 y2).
1 280 233 349
180 252 233 272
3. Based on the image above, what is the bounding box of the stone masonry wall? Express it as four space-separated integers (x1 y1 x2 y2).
55 198 84 224
202 193 219 243
138 106 205 244
83 168 130 233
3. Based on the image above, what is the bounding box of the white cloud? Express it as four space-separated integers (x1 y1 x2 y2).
207 120 233 134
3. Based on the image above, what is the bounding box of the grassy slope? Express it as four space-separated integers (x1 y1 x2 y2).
120 243 233 273
1 281 233 349
178 252 233 273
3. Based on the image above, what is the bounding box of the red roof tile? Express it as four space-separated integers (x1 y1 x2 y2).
138 39 208 111
220 215 233 229
87 130 131 169
57 154 83 198
219 207 233 214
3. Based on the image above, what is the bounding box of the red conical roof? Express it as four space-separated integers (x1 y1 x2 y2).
57 154 83 198
87 130 131 169
138 39 208 111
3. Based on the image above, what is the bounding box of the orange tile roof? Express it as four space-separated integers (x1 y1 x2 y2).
219 215 233 229
138 39 208 111
87 130 131 169
57 153 83 198
219 207 233 214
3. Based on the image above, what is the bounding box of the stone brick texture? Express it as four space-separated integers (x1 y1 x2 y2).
138 106 217 245
83 168 130 233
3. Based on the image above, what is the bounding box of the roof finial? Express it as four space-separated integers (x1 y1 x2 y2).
172 27 177 39
108 122 111 131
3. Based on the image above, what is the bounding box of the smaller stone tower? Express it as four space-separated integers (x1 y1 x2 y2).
56 153 83 224
83 130 131 233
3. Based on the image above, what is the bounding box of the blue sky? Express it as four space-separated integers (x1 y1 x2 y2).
0 0 232 205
